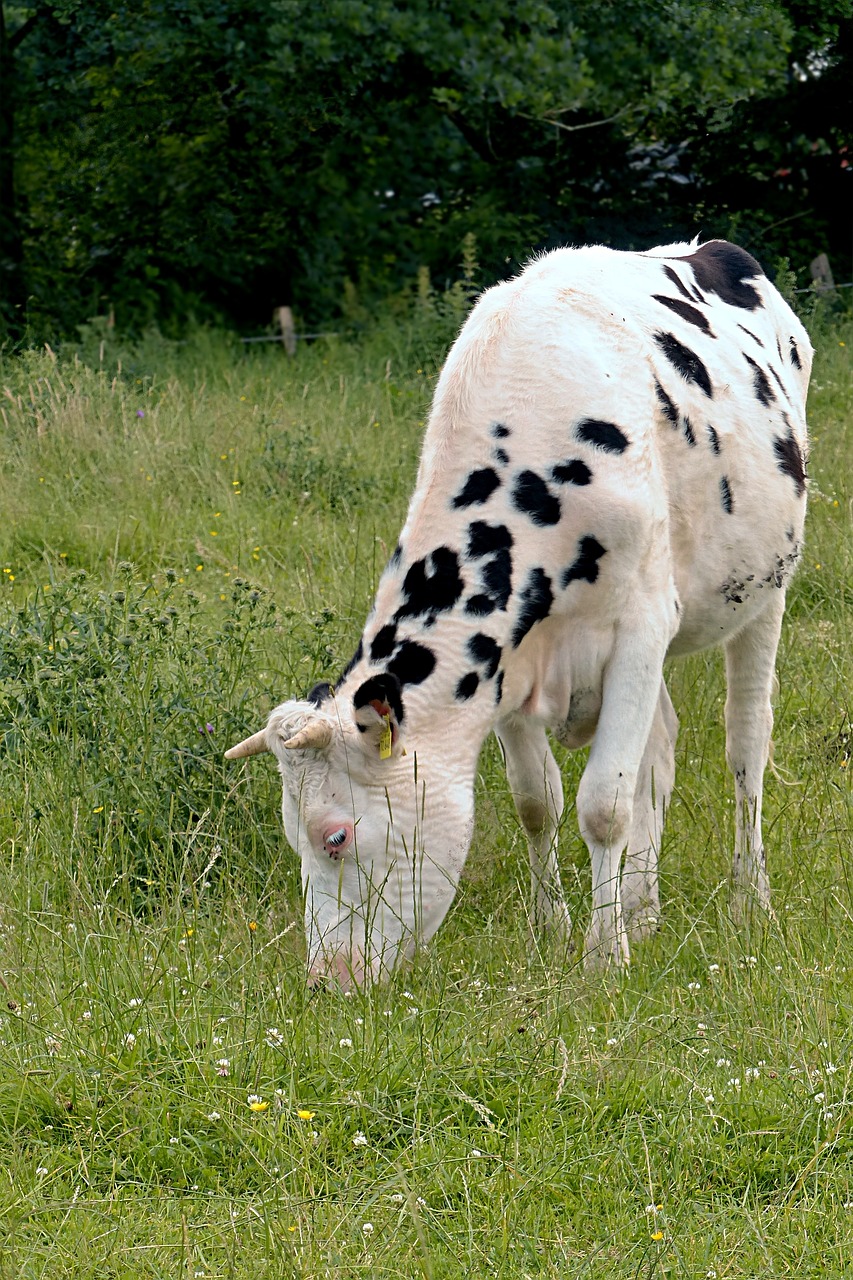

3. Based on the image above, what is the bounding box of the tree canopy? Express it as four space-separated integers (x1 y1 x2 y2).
2 0 850 337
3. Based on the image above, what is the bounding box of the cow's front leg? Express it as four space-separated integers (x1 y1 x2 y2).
497 714 571 945
621 680 678 940
724 592 785 916
577 620 672 968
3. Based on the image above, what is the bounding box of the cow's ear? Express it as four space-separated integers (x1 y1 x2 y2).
352 673 404 759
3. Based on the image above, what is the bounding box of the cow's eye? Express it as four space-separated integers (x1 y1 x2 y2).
326 828 347 847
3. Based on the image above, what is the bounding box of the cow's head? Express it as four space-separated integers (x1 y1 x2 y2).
226 673 474 989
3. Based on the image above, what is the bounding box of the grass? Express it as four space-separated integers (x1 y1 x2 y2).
0 296 850 1277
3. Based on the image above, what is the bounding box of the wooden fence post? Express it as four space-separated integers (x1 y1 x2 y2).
810 254 835 294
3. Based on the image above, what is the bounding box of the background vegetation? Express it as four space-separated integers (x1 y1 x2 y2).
0 282 849 1274
1 0 851 339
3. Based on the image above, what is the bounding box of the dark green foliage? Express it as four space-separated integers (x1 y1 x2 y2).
2 1 850 340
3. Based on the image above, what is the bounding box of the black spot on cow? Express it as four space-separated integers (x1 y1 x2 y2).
495 670 504 704
720 476 734 514
707 424 721 455
337 638 364 685
576 419 630 454
773 432 807 497
663 265 697 302
551 458 592 486
307 681 333 707
511 469 561 526
743 353 775 407
682 416 696 447
481 549 513 608
370 624 398 661
452 468 501 509
654 331 713 397
493 447 510 466
455 671 480 701
388 544 402 568
512 568 553 648
465 594 496 617
786 526 796 543
387 640 436 687
768 364 789 401
738 324 764 348
353 671 405 724
467 633 502 679
491 422 511 439
655 380 679 428
562 536 607 589
395 547 463 622
652 294 714 335
468 521 513 558
789 337 802 370
682 241 764 311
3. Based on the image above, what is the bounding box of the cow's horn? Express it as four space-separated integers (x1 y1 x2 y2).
282 721 334 751
225 729 270 760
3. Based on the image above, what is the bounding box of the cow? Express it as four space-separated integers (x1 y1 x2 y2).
226 239 812 989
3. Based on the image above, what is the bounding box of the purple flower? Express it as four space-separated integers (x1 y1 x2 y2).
137 409 145 418
198 723 215 735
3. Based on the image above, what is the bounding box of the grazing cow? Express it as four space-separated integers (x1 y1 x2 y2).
227 240 811 988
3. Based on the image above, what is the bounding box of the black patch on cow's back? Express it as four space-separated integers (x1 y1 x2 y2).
551 458 592 486
465 594 496 617
386 640 436 687
493 447 510 466
576 419 630 454
743 353 775 407
307 681 333 707
370 624 398 661
491 422 511 439
511 470 561 526
789 337 802 370
652 294 714 335
655 380 679 428
453 468 501 508
773 432 807 497
768 364 789 402
707 424 721 455
387 544 402 569
467 633 502 679
395 547 463 622
455 671 480 701
512 568 553 648
654 331 713 397
720 476 734 514
353 671 405 724
481 549 512 608
468 521 513 558
682 416 696 447
682 241 764 310
494 670 504 704
562 536 607 588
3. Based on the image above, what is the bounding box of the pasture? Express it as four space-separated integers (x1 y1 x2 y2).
0 296 850 1277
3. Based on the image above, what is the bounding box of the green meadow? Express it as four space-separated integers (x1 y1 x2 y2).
0 296 850 1278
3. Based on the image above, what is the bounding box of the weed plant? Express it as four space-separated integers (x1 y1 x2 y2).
0 294 850 1276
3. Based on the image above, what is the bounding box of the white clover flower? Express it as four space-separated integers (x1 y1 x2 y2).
81 1010 92 1021
416 1196 427 1207
207 1111 220 1121
169 1136 179 1145
814 1092 825 1103
339 1038 353 1048
352 1131 368 1147
44 1035 61 1056
129 998 142 1008
606 1038 618 1047
122 1032 136 1050
716 1058 731 1068
745 1066 760 1080
708 964 720 974
36 1166 48 1177
362 1222 374 1235
826 1062 839 1074
265 1027 284 1048
216 1058 230 1076
383 1009 393 1017
728 1077 741 1088
687 982 701 991
705 1094 715 1105
389 1192 404 1203
470 1149 483 1158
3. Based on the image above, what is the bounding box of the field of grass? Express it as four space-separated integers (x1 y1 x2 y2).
0 294 850 1278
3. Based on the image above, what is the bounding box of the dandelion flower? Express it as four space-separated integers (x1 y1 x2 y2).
651 1231 664 1241
248 1096 269 1113
296 1109 315 1120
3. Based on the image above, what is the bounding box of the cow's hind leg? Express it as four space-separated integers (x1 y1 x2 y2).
621 679 678 941
497 715 571 943
724 592 785 914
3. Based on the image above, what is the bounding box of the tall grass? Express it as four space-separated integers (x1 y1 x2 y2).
0 298 850 1277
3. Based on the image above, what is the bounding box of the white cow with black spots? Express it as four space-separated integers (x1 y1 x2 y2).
227 239 812 988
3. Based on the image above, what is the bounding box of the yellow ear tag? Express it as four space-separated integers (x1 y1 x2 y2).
379 714 393 760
